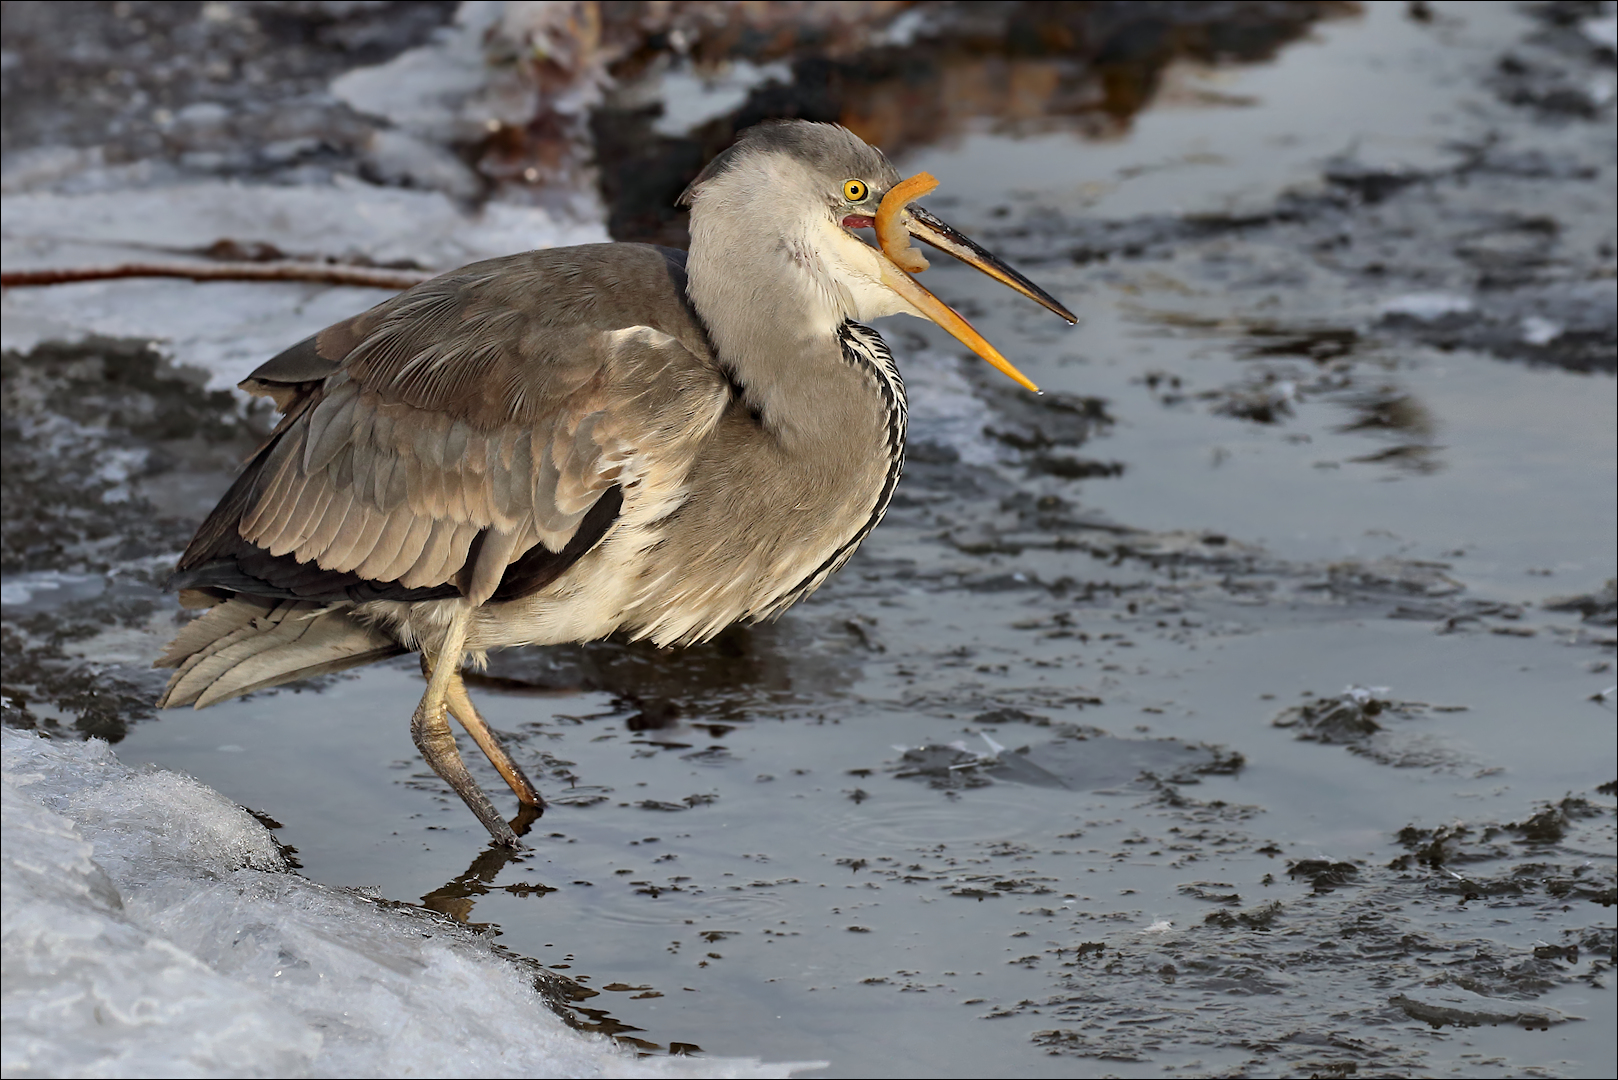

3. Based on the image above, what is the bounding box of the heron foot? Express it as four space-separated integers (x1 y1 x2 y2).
412 604 518 847
411 695 518 847
445 669 545 811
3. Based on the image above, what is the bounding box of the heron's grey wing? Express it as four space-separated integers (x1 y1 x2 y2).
176 244 727 606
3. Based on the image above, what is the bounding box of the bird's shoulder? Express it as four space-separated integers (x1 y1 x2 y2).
243 242 725 426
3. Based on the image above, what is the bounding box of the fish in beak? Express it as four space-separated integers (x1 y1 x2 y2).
870 173 1077 394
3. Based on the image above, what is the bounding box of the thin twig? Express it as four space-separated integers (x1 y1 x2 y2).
0 261 435 290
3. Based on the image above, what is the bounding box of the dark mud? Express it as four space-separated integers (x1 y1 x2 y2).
3 2 1615 1077
1 338 265 739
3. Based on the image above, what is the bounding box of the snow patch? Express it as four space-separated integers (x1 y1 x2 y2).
1581 14 1618 52
330 0 609 205
331 2 509 144
876 8 930 48
653 61 792 137
1 180 609 389
0 571 107 609
1 728 820 1078
1519 315 1564 346
1 180 605 277
1378 292 1474 320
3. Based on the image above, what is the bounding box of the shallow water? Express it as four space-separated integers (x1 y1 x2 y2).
6 1 1616 1077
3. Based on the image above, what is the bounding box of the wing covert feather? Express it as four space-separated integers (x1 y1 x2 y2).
209 244 725 606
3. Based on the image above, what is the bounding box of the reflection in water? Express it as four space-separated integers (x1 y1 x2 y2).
415 831 693 1056
243 797 681 1050
1337 387 1444 474
419 829 539 924
1133 309 1447 472
402 618 861 1059
594 2 1355 246
1336 388 1437 439
1241 326 1362 364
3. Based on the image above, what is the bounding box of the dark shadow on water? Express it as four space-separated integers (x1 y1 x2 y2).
471 619 856 727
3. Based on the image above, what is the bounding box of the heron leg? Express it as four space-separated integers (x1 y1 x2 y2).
445 670 545 811
411 606 517 847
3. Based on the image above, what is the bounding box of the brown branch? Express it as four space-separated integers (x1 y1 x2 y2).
0 261 435 290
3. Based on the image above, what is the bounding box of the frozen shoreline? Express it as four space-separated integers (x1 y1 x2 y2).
0 727 818 1078
0 180 610 392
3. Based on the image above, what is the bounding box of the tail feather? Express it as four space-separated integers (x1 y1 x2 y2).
156 594 275 668
180 607 320 708
156 597 405 709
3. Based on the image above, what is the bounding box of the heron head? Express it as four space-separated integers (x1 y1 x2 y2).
680 120 1076 393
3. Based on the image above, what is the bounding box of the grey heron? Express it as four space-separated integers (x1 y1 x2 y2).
156 120 1076 846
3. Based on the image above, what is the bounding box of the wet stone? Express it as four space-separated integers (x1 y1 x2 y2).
1286 858 1360 894
888 725 1241 793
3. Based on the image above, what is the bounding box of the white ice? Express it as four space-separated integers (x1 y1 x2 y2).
1377 292 1474 320
1518 315 1564 346
653 61 792 138
1582 14 1618 52
1 727 820 1079
0 180 610 390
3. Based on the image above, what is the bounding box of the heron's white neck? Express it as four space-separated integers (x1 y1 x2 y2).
685 157 911 443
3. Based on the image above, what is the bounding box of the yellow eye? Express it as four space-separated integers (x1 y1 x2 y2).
842 179 868 203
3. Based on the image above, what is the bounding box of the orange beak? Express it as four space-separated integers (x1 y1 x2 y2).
871 179 1077 394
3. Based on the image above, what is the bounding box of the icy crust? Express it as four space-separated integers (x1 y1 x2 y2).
0 180 610 390
0 728 817 1079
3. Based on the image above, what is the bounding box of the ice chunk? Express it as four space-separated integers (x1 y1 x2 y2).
2 736 319 1078
331 2 505 143
877 8 929 48
362 129 485 201
1378 293 1474 320
2 728 821 1078
1581 15 1618 52
0 571 106 609
1519 315 1563 346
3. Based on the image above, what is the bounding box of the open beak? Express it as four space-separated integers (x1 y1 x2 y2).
875 205 1076 394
